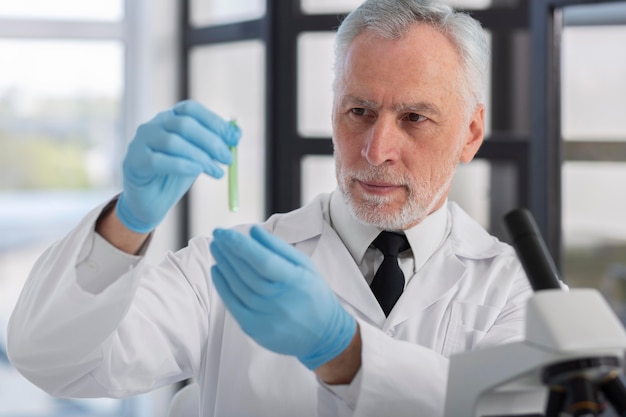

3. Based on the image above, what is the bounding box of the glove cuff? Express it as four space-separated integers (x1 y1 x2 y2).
298 307 357 370
116 193 158 234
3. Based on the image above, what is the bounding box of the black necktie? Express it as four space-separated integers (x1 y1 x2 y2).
370 232 410 316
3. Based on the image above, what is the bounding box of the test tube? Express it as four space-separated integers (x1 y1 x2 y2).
228 120 239 213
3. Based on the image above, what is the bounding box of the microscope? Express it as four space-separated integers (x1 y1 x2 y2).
444 209 626 417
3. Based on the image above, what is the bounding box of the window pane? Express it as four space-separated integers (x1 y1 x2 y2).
449 159 519 242
561 15 626 324
298 32 335 138
0 40 123 190
0 0 123 21
563 162 626 321
190 0 265 27
189 41 266 234
301 0 361 14
450 161 492 229
562 26 626 141
301 0 495 14
0 39 125 415
301 155 336 205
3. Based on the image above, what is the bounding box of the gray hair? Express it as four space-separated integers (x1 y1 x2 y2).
334 0 490 111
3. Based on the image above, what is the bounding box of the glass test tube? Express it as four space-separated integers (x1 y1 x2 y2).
228 120 238 212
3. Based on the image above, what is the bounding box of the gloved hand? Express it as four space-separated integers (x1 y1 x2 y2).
116 100 241 233
209 225 356 370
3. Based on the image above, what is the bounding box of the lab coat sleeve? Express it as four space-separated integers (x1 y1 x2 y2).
317 320 448 417
7 202 210 398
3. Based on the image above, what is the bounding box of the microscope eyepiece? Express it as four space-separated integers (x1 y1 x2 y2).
504 208 562 292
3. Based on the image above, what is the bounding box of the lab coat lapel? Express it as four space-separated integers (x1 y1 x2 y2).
311 221 386 327
385 244 466 329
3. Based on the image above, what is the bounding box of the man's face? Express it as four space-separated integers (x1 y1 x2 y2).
332 24 484 230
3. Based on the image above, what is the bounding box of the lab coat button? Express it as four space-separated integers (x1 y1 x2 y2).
88 261 99 272
386 329 395 337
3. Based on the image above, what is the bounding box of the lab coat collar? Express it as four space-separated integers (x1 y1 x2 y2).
265 194 328 244
268 197 502 260
447 202 505 259
264 195 507 327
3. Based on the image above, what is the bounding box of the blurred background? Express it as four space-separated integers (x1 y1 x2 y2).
0 0 625 416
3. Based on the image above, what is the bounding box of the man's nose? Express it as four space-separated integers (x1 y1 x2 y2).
361 116 400 166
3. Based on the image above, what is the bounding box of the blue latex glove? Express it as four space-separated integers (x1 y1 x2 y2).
209 225 356 370
116 100 241 233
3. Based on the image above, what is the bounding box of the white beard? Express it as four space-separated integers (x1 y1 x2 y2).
335 157 458 230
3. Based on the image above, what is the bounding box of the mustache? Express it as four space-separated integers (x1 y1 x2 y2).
344 165 412 187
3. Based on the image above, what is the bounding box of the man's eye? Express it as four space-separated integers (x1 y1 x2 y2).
406 113 426 122
351 108 366 116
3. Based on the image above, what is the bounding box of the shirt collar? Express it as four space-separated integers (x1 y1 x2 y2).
329 189 449 270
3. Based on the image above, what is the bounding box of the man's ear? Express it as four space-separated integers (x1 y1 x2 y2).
459 104 485 164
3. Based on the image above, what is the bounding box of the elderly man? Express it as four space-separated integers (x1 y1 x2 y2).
8 1 531 416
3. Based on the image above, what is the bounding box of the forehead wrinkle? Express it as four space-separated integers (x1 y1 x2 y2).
340 93 443 119
341 94 379 109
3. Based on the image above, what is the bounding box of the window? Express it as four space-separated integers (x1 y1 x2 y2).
561 6 626 320
0 2 148 416
0 0 123 21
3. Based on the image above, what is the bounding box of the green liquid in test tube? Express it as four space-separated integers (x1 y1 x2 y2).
229 120 239 213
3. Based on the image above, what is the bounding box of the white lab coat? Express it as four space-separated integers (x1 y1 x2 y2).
8 193 532 417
